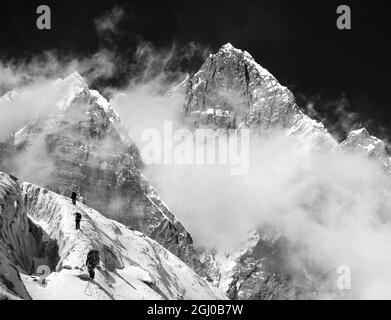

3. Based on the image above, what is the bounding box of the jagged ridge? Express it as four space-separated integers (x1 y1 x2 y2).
0 171 223 300
1 74 201 272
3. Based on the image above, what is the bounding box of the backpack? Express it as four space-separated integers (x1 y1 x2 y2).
87 250 100 268
75 212 82 220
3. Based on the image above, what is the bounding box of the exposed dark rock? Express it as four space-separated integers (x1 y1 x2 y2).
10 76 200 271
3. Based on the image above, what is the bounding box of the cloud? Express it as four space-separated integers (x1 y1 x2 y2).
94 6 126 40
1 14 389 298
140 126 391 299
109 58 391 298
109 41 211 144
0 50 119 93
127 41 210 84
0 80 64 184
0 38 209 188
298 93 367 141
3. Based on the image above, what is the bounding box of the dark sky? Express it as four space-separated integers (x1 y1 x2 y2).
1 0 390 139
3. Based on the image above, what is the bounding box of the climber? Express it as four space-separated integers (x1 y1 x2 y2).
71 191 77 205
75 212 82 230
86 250 100 280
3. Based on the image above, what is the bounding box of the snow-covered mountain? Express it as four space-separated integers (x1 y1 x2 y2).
0 172 33 299
341 127 390 167
1 73 201 273
178 44 391 300
181 43 337 150
198 231 319 300
0 171 222 300
1 43 390 300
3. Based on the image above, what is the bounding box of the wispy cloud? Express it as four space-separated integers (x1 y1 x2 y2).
94 6 126 41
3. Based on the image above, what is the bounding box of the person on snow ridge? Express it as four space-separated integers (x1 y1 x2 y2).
75 212 82 230
86 250 100 280
71 191 77 205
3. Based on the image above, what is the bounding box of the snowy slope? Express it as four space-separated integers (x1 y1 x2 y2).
21 182 223 300
3 44 391 301
2 73 201 272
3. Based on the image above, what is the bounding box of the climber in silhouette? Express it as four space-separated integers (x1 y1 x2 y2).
71 192 77 205
86 250 100 280
75 212 82 230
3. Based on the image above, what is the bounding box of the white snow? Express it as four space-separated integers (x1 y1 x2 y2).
89 89 113 114
52 72 119 121
350 128 368 136
1 90 18 102
21 183 224 300
54 72 88 110
341 127 387 158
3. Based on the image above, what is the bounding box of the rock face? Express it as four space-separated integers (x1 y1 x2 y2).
179 44 343 299
199 231 323 300
182 43 337 149
185 45 391 300
0 172 32 299
2 43 390 300
4 74 200 271
0 173 32 272
341 128 390 167
0 170 222 300
21 182 222 300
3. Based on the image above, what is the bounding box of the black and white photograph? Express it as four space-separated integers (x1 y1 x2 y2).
0 0 390 311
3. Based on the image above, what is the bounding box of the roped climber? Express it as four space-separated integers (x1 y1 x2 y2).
86 250 100 280
75 212 82 230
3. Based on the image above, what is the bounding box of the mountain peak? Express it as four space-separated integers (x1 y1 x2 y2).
220 42 237 52
61 72 86 88
54 72 101 112
183 44 338 150
217 43 251 59
348 127 370 138
222 42 234 48
343 127 383 146
341 127 389 166
64 71 84 81
184 43 294 123
217 43 256 60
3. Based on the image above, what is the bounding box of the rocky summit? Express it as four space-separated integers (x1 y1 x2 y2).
181 44 337 149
